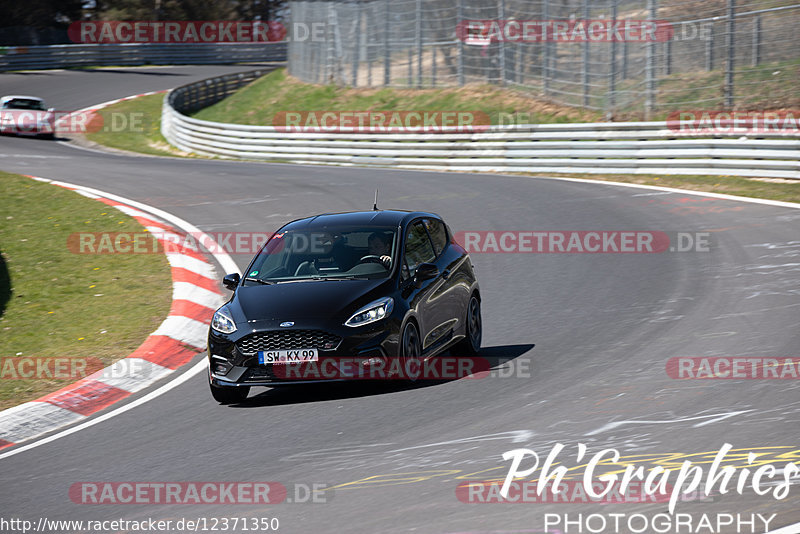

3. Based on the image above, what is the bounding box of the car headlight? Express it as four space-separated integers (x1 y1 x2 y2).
211 306 237 334
345 297 394 327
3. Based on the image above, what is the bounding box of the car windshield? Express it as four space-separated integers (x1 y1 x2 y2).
3 99 46 110
245 225 398 282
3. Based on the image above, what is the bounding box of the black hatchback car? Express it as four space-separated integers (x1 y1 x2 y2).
207 210 482 403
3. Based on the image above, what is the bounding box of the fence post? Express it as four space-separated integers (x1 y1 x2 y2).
432 46 437 86
498 0 506 86
608 0 618 116
542 0 549 96
582 0 589 107
457 0 464 86
705 26 714 71
408 47 413 87
384 0 391 85
724 0 735 109
416 0 422 88
751 15 760 67
664 39 671 75
645 0 656 119
351 5 360 87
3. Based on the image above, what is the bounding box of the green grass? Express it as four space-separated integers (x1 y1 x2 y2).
191 68 600 125
85 93 181 157
0 172 172 410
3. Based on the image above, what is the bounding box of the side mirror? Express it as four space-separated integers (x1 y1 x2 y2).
413 263 439 288
222 273 240 290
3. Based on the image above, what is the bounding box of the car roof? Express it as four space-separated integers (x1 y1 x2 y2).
282 210 443 230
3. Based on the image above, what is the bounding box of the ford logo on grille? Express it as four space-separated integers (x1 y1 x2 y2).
279 321 295 328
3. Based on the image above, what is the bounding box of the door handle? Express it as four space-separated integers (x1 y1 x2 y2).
442 269 451 280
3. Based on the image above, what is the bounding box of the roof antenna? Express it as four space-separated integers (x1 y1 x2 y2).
373 188 379 211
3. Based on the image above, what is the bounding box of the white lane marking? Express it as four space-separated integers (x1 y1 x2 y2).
0 359 208 460
585 410 753 436
523 175 800 210
172 281 222 309
0 177 235 459
166 253 216 280
115 205 163 221
0 402 85 444
388 431 535 453
766 521 800 534
73 190 101 199
152 315 209 348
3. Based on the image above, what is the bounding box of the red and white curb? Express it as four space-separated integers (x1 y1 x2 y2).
0 176 230 450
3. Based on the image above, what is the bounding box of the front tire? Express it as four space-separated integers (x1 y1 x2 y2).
455 295 482 355
210 383 250 404
399 321 422 381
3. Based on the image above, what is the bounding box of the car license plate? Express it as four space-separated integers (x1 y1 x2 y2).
258 348 319 364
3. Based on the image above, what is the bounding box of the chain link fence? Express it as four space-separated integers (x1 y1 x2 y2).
287 0 800 118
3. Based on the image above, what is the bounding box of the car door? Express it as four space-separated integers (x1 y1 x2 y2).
402 219 449 352
421 217 465 346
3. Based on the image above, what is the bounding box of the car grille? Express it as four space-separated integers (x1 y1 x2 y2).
237 330 342 356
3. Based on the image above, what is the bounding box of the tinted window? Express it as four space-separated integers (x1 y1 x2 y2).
423 218 448 256
404 221 436 276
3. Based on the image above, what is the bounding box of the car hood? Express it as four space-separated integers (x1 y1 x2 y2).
228 278 389 325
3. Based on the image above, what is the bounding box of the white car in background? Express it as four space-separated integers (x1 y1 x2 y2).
0 95 56 139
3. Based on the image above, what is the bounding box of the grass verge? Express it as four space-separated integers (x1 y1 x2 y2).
84 93 185 157
84 68 800 204
0 171 172 410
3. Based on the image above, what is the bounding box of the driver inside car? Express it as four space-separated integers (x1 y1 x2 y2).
368 232 393 268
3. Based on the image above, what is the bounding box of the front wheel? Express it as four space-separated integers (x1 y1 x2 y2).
210 383 250 404
455 295 482 355
399 321 422 381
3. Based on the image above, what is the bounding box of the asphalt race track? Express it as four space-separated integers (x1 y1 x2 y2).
1 66 799 533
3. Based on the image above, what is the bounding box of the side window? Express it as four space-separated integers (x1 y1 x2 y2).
423 218 448 257
404 221 436 276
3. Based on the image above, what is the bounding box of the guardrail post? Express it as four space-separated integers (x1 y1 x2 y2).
724 0 735 109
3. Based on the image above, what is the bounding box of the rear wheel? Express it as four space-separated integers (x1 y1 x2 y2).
455 295 482 355
210 383 250 404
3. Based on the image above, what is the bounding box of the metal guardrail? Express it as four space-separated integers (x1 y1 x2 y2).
0 42 287 72
162 72 800 180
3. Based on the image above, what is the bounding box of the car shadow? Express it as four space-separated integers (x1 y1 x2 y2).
229 343 535 408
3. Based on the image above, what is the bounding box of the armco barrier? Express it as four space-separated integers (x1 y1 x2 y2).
0 42 286 72
160 73 800 180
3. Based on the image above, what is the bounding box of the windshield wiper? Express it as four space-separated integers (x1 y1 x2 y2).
244 277 276 285
311 275 369 281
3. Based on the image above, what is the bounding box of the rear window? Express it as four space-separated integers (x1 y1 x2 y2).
3 99 46 110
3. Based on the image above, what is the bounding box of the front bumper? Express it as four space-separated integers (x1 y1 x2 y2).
208 322 398 386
